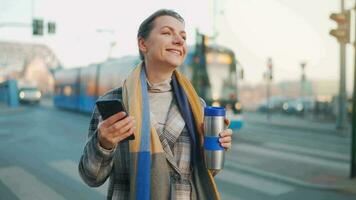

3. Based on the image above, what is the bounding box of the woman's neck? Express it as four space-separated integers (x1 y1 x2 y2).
144 60 175 84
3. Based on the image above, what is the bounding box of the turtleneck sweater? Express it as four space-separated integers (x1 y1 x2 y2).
147 78 173 128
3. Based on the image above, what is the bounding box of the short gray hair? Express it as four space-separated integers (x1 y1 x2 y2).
137 9 185 60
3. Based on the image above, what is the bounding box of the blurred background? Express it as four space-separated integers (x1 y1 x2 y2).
1 0 356 199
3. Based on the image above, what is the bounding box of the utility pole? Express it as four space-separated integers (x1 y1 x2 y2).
329 0 349 130
350 0 356 179
338 0 347 130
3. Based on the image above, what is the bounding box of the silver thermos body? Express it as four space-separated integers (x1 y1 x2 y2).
204 106 226 170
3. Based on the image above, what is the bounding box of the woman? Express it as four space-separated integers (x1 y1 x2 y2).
79 9 232 200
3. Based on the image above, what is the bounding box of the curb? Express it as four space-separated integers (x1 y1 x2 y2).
226 162 348 190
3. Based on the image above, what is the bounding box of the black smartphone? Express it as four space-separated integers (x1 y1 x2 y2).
95 99 135 140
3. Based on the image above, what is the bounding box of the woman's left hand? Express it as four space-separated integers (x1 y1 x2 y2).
219 119 233 151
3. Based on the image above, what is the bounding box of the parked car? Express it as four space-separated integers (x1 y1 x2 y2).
282 97 315 115
257 96 289 113
18 87 42 104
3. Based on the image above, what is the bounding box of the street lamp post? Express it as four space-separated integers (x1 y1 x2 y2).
266 58 273 121
300 62 307 98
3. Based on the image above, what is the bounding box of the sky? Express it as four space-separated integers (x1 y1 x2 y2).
0 0 355 92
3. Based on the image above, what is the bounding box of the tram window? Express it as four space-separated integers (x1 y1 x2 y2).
98 57 138 95
54 85 61 95
63 86 72 96
80 64 97 96
54 68 80 87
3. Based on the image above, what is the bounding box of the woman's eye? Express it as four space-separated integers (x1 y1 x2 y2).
162 32 170 35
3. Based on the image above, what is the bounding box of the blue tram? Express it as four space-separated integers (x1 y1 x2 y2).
53 46 243 129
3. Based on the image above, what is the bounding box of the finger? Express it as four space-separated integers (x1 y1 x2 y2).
224 118 230 127
101 112 127 127
114 118 135 137
117 127 135 142
219 129 233 137
221 142 231 150
109 116 134 133
219 136 232 143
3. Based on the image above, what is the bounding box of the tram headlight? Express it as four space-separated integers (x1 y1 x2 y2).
296 104 303 112
35 91 42 98
235 102 242 110
212 101 220 107
19 91 25 99
283 103 289 110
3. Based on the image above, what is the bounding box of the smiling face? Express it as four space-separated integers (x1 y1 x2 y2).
138 15 187 69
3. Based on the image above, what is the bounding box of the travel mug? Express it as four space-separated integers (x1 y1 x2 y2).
204 106 226 170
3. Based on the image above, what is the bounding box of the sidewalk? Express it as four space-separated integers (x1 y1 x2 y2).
234 111 356 194
0 103 25 115
243 111 350 136
228 146 356 193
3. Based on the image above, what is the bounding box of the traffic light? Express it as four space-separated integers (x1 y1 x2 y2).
329 10 351 43
32 19 44 36
48 22 56 34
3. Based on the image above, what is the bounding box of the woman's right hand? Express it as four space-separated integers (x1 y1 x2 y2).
97 112 135 150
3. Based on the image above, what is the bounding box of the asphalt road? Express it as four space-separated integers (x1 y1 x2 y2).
0 103 355 200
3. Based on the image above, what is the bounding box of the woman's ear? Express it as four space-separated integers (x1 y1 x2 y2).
138 37 147 54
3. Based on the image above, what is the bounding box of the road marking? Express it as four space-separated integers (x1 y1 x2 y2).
0 166 66 200
49 160 108 196
264 142 349 161
234 144 348 171
216 168 295 196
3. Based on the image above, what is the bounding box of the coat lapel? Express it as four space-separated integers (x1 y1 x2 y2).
151 99 186 173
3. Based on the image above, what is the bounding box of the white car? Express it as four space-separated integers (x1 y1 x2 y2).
18 87 42 104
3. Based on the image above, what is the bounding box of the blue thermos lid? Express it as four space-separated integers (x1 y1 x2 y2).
204 106 226 116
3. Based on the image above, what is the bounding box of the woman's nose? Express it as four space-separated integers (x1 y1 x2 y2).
173 35 184 45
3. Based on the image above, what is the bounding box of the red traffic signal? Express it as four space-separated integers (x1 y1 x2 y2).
329 10 350 43
330 11 349 24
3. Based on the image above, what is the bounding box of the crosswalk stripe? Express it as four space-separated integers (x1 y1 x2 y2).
234 144 348 171
216 168 295 196
0 166 66 200
49 160 108 196
264 142 349 161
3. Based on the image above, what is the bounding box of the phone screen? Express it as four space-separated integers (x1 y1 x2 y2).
96 99 125 120
95 99 135 140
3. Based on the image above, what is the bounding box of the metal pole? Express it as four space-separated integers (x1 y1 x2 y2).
337 0 348 130
350 1 356 179
235 60 239 102
266 58 273 121
267 76 271 121
300 62 306 98
213 0 217 44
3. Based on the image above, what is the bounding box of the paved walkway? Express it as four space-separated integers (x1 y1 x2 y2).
243 111 350 135
237 111 356 193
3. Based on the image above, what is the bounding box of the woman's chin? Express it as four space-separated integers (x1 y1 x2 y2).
165 58 183 68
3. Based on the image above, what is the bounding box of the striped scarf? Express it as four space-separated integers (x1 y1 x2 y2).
122 62 220 200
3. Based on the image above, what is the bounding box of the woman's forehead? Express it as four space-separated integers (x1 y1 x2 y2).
153 16 185 31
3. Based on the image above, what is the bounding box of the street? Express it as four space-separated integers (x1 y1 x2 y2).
0 102 355 200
